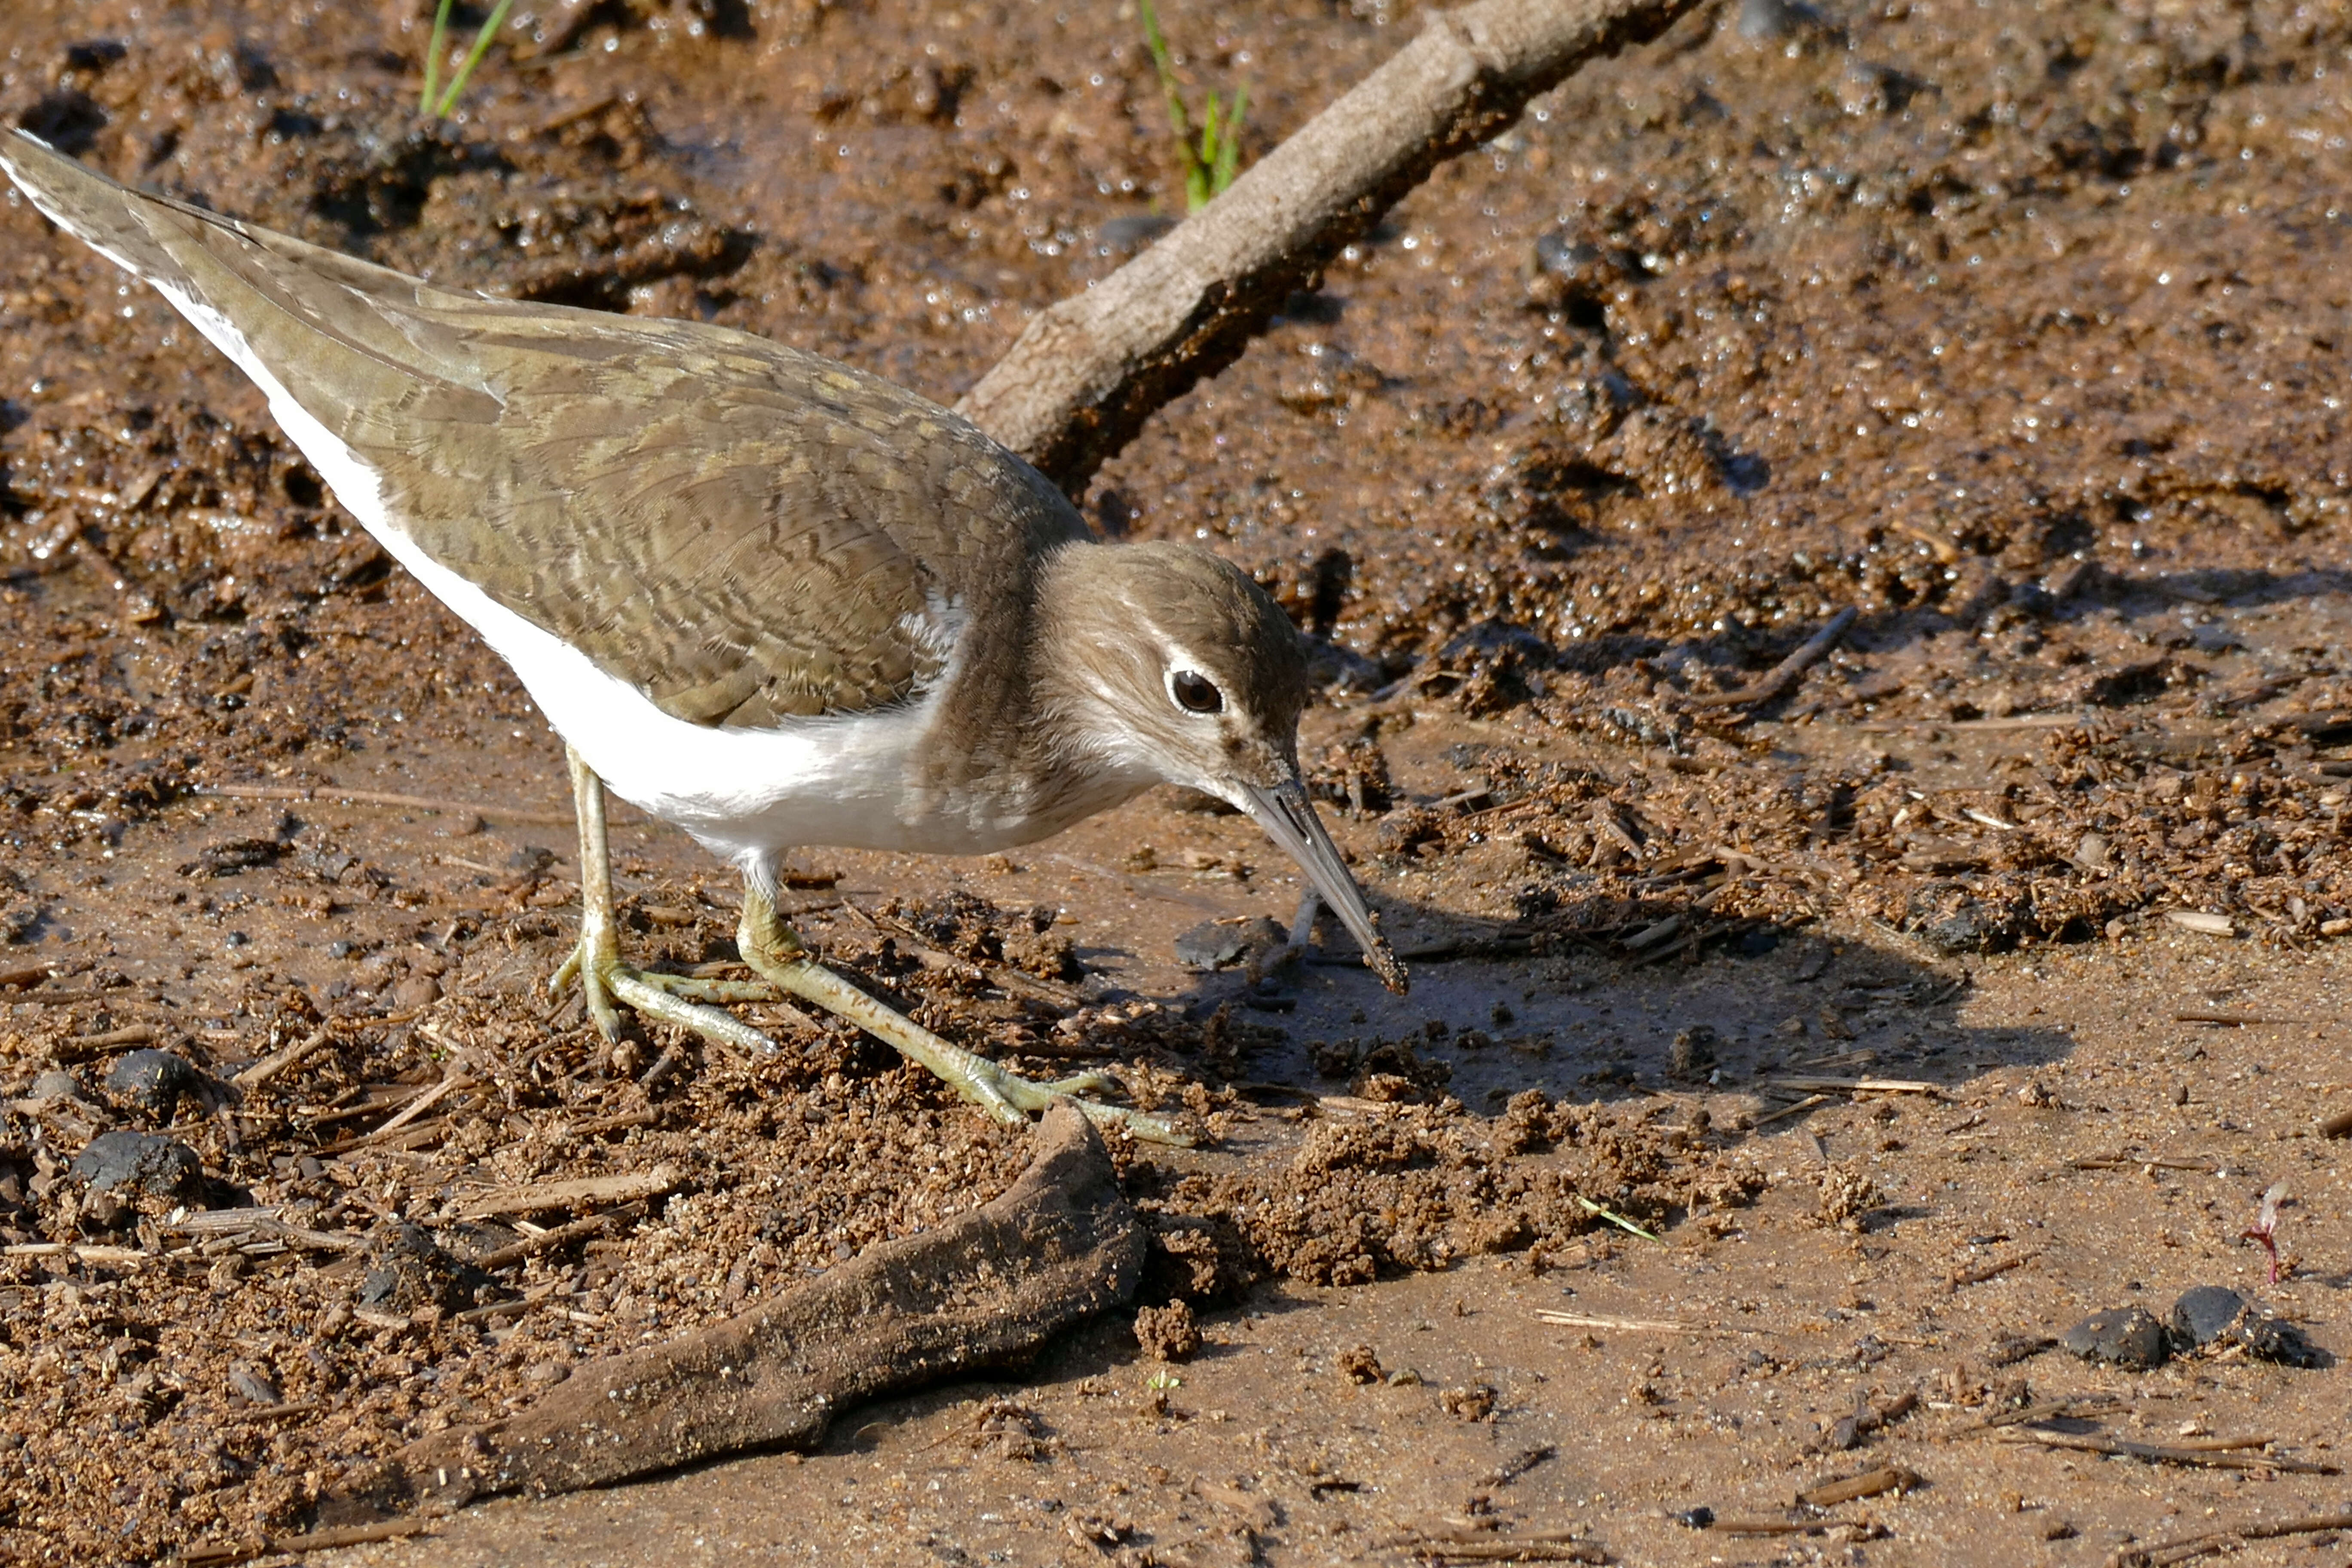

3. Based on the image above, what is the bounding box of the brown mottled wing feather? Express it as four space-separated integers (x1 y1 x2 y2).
0 130 1085 726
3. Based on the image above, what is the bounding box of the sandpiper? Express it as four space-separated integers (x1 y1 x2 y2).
0 130 1405 1141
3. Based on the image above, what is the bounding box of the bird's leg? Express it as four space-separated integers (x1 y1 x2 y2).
734 879 1188 1145
549 747 780 1058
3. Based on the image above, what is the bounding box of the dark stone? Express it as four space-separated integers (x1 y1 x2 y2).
2061 1306 2170 1370
2171 1287 2328 1368
361 1221 493 1313
2169 1286 2246 1348
104 1049 201 1119
28 1070 83 1103
1738 928 1781 958
1174 917 1286 971
1673 1507 1716 1530
67 1130 203 1201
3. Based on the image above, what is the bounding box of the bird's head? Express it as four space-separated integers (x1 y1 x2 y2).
1038 540 1406 992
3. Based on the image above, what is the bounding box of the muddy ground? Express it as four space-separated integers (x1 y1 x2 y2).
0 0 2349 1562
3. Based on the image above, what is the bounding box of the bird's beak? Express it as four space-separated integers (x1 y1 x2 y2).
1234 778 1409 993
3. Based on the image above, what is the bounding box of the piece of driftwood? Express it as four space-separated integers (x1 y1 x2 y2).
957 0 1701 488
345 1104 1141 1510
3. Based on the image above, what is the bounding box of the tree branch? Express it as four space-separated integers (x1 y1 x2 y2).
957 0 1703 491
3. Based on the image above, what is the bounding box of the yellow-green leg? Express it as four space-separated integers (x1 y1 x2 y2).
550 746 781 1059
735 880 1188 1145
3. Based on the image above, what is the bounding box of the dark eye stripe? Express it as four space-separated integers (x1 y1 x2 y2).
1172 670 1223 714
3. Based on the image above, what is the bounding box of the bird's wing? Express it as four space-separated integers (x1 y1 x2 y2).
0 129 1083 726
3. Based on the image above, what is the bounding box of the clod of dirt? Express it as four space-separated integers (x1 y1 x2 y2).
1814 1159 1883 1231
1173 917 1286 971
359 1221 493 1314
1337 1344 1384 1383
103 1048 202 1119
1133 1300 1201 1363
2061 1307 2171 1370
1668 1025 1718 1081
66 1129 203 1202
1440 1383 1497 1421
2170 1287 2327 1368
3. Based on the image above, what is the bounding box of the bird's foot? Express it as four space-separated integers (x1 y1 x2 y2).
550 937 780 1059
734 887 1189 1145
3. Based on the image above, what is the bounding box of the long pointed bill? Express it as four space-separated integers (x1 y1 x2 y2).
1235 779 1409 994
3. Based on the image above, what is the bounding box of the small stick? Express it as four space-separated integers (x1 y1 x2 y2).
474 1199 649 1271
1535 1311 1772 1339
233 1028 332 1089
2108 1511 2352 1568
1946 1250 2039 1290
0 1242 149 1265
2173 1011 2313 1026
1752 1093 1831 1128
50 1023 161 1062
1710 1518 1823 1536
196 781 573 825
2002 1430 2337 1474
0 961 53 989
1686 607 1859 709
459 1162 682 1219
1769 1075 1942 1097
354 1071 470 1142
1797 1465 1918 1507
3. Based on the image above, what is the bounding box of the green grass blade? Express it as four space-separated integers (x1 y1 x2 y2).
433 0 514 118
1213 80 1247 195
421 0 455 113
1577 1196 1663 1243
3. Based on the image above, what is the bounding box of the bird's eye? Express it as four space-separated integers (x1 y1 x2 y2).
1170 670 1224 715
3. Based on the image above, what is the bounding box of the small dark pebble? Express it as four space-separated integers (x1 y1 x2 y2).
1672 1507 1716 1530
2169 1286 2247 1348
68 1129 203 1201
1738 928 1780 957
28 1069 82 1103
1174 917 1286 971
2061 1306 2170 1370
104 1048 200 1119
2172 1286 2328 1368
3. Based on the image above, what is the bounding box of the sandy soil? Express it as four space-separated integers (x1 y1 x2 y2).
0 0 2348 1562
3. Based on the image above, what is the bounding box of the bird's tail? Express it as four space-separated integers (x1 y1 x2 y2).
0 128 494 418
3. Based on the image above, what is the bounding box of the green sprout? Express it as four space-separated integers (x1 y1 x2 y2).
1145 1369 1182 1391
420 0 515 119
1136 0 1249 213
1577 1196 1663 1243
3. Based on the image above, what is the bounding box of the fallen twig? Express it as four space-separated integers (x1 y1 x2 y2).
1945 1250 2040 1290
457 1162 682 1219
1796 1465 1919 1507
474 1200 649 1271
2108 1512 2352 1568
1752 1093 1831 1128
182 1517 438 1565
233 1028 333 1089
1769 1075 1941 1097
1686 607 1859 710
2002 1430 2337 1474
196 781 572 825
958 0 1703 487
1536 1311 1771 1339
